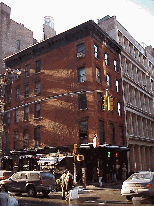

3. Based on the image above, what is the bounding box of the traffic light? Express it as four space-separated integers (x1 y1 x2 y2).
73 144 77 154
103 95 108 110
108 152 110 157
77 155 84 161
108 96 114 111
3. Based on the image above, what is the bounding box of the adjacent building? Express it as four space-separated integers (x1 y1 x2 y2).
3 20 127 178
98 15 154 173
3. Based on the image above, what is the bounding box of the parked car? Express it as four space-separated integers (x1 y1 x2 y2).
0 171 55 197
0 170 14 180
121 171 154 201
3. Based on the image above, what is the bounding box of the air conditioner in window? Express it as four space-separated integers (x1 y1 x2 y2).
77 52 85 58
14 75 20 80
34 89 40 95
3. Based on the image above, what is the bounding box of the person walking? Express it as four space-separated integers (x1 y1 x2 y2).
61 170 67 200
112 165 117 183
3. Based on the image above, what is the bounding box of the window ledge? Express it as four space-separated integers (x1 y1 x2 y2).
79 108 88 111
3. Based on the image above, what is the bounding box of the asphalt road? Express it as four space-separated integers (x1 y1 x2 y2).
9 185 154 206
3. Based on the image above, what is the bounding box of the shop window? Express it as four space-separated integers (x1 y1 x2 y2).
78 93 87 110
96 67 101 83
99 120 105 144
34 127 40 147
78 67 86 82
79 121 88 144
94 44 99 59
35 60 41 73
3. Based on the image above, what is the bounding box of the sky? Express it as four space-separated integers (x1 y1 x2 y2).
2 0 154 48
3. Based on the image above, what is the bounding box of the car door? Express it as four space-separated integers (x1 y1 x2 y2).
8 172 20 192
15 172 28 192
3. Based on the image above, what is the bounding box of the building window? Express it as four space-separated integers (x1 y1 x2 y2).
6 112 10 125
7 90 11 103
34 81 41 96
79 121 88 144
104 53 109 66
34 127 40 147
35 103 40 118
77 43 85 58
114 60 118 72
14 131 19 150
78 67 86 82
23 129 29 149
94 44 99 59
16 86 20 101
116 80 120 93
15 109 20 122
17 40 20 50
5 132 9 152
24 106 29 120
35 60 41 73
78 93 87 110
120 126 125 146
118 102 122 116
99 120 105 144
96 67 101 83
107 74 111 88
24 84 29 98
98 93 103 110
110 123 115 144
25 64 30 77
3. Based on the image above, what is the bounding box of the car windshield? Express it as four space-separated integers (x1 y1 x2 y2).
128 173 151 181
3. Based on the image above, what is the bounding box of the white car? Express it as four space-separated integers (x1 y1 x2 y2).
121 171 154 201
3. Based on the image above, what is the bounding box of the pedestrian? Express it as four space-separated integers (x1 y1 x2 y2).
98 169 103 187
60 170 67 200
112 165 117 183
65 170 73 195
122 163 127 180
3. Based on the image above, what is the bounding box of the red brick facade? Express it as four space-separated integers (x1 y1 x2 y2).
3 21 126 153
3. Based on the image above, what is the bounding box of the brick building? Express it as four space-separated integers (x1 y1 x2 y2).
3 20 127 176
0 2 35 74
98 15 154 173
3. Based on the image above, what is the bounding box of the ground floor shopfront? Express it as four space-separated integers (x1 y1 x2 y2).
128 139 154 174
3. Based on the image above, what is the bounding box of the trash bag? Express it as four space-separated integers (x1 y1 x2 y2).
69 187 79 200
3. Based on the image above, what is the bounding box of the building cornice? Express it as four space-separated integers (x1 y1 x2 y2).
4 20 121 68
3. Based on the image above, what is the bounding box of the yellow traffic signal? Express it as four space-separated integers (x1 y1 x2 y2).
77 155 84 161
108 96 114 111
73 144 77 154
103 95 108 110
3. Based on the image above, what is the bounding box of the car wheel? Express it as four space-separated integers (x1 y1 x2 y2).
27 187 36 197
42 190 50 196
0 185 7 192
126 196 133 201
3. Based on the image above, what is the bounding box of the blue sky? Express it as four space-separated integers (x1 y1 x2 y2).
2 0 154 48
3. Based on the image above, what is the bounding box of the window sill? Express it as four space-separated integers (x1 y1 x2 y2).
35 71 41 75
79 108 88 111
24 75 30 78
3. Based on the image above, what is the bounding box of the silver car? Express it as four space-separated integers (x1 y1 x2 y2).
121 171 154 201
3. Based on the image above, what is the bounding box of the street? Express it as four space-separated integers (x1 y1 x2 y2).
10 184 154 206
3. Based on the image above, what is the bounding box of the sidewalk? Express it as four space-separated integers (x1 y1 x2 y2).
78 180 123 191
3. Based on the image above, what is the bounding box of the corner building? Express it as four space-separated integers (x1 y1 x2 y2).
3 21 127 173
98 16 154 173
